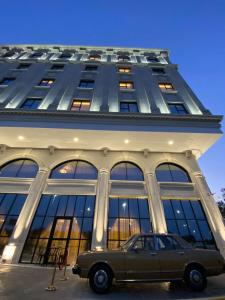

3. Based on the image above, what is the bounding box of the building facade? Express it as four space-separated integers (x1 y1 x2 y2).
0 44 224 265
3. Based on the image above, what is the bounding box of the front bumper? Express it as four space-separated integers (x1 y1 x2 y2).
72 264 81 276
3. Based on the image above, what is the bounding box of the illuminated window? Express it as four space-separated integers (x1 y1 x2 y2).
107 197 152 249
120 101 138 113
85 65 98 71
51 64 64 70
79 80 94 89
118 67 131 73
20 98 42 110
118 55 130 62
71 99 91 111
119 81 134 90
88 54 101 61
0 77 15 85
146 56 159 63
168 103 188 115
17 63 31 70
38 79 55 87
158 82 175 91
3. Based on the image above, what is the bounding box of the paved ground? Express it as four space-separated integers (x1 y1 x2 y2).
0 264 225 300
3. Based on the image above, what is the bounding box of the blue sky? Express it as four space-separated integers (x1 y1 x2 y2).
0 0 225 199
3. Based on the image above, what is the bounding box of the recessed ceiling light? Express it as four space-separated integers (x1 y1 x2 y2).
168 140 174 145
124 139 130 144
18 135 25 141
73 137 79 142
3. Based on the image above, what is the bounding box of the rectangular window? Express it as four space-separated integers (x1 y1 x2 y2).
17 63 31 70
162 199 216 249
152 68 165 75
85 65 98 71
20 98 42 110
158 82 175 92
79 80 94 89
0 77 15 85
51 64 64 70
118 67 131 73
71 99 91 111
119 81 134 90
30 52 43 58
168 103 188 115
120 101 139 113
38 79 55 87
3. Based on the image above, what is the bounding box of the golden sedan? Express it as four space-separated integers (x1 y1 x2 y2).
72 234 225 294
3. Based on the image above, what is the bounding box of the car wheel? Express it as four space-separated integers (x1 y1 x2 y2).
89 265 112 294
185 266 207 292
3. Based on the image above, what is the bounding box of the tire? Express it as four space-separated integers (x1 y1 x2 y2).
89 265 113 294
184 266 207 292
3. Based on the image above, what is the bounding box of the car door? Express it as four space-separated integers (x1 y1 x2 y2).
156 235 187 280
125 236 160 280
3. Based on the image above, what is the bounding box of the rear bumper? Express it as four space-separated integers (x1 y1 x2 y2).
72 264 81 276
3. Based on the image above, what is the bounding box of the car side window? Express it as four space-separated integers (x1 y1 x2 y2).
155 236 175 251
133 237 145 250
145 236 155 251
170 236 182 249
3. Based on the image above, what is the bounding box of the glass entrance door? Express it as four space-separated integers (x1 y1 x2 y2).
44 217 73 264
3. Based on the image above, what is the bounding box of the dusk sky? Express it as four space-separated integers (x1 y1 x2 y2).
0 0 224 199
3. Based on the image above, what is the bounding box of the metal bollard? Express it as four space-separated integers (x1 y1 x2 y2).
45 248 60 291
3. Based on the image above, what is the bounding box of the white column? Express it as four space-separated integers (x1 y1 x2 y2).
145 172 167 233
193 171 225 258
91 168 109 250
1 167 49 264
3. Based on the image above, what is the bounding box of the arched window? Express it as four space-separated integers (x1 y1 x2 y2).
50 160 98 180
156 163 191 183
118 55 130 62
0 159 38 178
111 162 144 181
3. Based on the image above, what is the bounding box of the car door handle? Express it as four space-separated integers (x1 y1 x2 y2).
150 252 157 256
178 251 185 255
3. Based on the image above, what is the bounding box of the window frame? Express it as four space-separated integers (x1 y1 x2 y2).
78 80 95 89
120 101 139 113
119 81 134 90
118 67 131 73
0 77 16 86
20 98 42 110
70 99 91 112
158 82 176 92
167 103 189 115
38 78 55 87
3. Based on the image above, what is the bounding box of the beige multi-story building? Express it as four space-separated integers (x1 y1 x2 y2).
0 44 224 265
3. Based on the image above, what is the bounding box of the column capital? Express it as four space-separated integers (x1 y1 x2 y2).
193 171 203 178
145 171 154 176
99 168 109 174
38 167 50 173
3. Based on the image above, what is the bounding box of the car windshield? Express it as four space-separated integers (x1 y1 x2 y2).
120 235 137 250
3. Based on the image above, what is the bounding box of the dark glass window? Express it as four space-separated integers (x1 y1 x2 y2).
30 52 43 58
51 64 64 70
108 197 151 249
38 79 54 87
71 99 91 111
79 80 94 89
118 55 130 62
59 52 72 59
0 159 38 178
0 194 27 254
152 68 165 74
162 199 216 249
3 51 15 58
50 160 98 180
111 162 144 181
20 98 42 110
85 65 98 71
156 163 191 183
17 63 31 70
0 77 15 85
20 194 95 265
120 101 139 113
146 56 159 63
168 103 188 115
